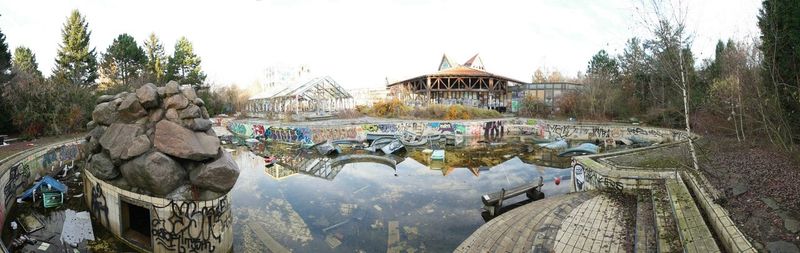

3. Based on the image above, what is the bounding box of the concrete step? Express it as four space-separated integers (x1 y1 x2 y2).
634 191 657 252
665 174 721 253
652 181 682 252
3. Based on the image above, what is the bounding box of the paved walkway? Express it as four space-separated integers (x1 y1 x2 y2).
456 192 633 253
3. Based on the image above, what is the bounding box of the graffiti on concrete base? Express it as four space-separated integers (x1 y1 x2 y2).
151 196 231 253
573 162 623 192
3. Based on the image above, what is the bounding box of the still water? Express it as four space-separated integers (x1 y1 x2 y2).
229 140 576 252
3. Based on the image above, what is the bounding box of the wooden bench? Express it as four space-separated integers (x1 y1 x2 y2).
482 176 545 217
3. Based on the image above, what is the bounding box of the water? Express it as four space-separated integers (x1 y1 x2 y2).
229 139 576 252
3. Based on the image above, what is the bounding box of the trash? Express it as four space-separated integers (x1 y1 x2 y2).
325 234 342 248
380 140 405 154
37 242 51 251
431 150 445 161
9 234 35 248
373 205 383 212
61 210 95 247
19 176 68 208
73 193 84 198
18 214 44 233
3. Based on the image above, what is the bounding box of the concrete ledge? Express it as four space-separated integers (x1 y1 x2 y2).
681 171 757 253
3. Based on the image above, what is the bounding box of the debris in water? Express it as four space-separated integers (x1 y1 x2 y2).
373 205 382 212
18 214 44 233
61 210 95 247
353 185 369 194
325 234 342 248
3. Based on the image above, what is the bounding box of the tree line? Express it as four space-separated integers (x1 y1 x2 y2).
523 0 798 152
0 10 237 138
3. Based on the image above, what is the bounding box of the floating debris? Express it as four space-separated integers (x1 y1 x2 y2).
373 205 383 212
353 185 369 194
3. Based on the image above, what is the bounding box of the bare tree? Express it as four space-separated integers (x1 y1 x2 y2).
637 0 701 171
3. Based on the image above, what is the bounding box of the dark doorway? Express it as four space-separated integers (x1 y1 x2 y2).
121 200 152 250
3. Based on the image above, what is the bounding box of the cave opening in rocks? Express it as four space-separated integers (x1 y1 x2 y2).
121 200 152 250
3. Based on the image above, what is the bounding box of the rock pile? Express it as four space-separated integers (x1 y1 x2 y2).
83 81 239 200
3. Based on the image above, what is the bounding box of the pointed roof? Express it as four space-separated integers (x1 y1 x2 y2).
463 53 484 70
438 54 457 71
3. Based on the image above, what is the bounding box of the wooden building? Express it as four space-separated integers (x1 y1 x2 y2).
387 54 525 112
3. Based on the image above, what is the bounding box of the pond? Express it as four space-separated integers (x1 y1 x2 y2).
229 138 580 252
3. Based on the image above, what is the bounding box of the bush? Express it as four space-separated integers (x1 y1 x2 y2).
364 99 500 120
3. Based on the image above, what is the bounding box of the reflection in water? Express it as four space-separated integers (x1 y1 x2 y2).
230 139 578 252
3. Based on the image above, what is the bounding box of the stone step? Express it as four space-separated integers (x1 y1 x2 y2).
665 174 721 253
652 181 682 252
634 191 657 252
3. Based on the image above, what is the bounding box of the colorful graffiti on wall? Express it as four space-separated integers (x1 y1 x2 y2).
42 143 81 169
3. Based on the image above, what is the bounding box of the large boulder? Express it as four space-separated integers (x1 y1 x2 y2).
88 153 119 180
165 81 180 95
136 83 159 108
190 149 240 192
164 94 189 110
98 123 144 161
120 152 187 196
181 86 198 101
184 118 212 131
123 135 151 160
117 93 147 122
92 102 118 126
154 120 219 161
179 104 201 119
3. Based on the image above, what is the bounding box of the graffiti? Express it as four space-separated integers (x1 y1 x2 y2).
435 123 454 134
151 196 231 253
377 124 398 133
265 127 313 145
626 127 664 137
361 124 379 133
583 166 623 192
589 127 610 139
253 124 266 137
228 122 253 138
42 143 81 169
312 127 361 143
90 183 109 226
544 124 578 138
3 162 30 207
573 163 586 191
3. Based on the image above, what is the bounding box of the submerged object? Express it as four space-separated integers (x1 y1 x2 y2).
314 140 341 156
264 156 277 166
557 143 600 157
431 150 445 161
380 139 405 154
554 176 561 185
537 139 568 150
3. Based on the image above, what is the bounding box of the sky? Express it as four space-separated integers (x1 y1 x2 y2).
0 0 762 90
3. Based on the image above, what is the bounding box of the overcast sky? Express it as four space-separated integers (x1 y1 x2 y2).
0 0 762 89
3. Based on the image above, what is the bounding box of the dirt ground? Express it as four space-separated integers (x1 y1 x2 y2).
610 136 800 251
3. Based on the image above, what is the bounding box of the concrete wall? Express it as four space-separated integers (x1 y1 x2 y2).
84 170 233 253
0 139 84 236
227 118 694 146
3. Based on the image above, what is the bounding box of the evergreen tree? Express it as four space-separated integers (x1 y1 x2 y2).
12 47 42 78
0 23 14 133
53 10 98 86
587 50 620 80
0 26 11 85
166 37 206 84
758 0 800 137
144 32 166 83
99 33 146 87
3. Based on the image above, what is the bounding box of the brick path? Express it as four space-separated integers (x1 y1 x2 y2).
456 192 634 253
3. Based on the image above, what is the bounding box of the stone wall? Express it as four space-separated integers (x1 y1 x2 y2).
84 170 233 253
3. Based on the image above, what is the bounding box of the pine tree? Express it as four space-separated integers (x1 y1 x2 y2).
13 46 43 79
53 10 98 86
144 32 166 83
0 26 11 85
0 23 14 133
99 33 146 87
758 0 800 138
166 36 206 85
